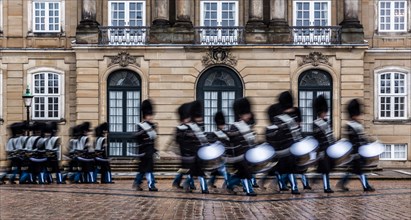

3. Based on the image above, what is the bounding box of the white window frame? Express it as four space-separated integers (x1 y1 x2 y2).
378 0 408 32
27 68 65 120
108 1 146 26
200 1 239 27
29 0 65 33
375 67 409 120
380 144 408 160
293 0 331 27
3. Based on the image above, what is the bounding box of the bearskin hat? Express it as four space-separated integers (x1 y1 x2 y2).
190 100 203 119
267 103 283 123
9 122 26 137
233 97 251 117
278 91 293 110
79 121 92 133
141 99 154 117
214 111 226 126
313 95 328 116
347 99 362 118
177 102 191 122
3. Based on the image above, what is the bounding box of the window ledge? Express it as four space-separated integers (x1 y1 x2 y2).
373 119 411 125
375 31 411 36
32 118 66 125
27 32 66 38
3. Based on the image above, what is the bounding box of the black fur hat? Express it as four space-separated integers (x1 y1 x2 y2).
190 100 203 119
177 102 191 122
279 91 293 110
94 122 108 137
214 111 226 126
9 122 26 137
141 99 154 117
80 122 92 133
44 122 58 134
347 99 362 118
70 125 82 138
313 95 328 116
267 103 283 123
233 97 251 117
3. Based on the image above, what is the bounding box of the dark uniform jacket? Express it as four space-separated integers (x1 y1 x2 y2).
136 121 157 172
313 118 335 173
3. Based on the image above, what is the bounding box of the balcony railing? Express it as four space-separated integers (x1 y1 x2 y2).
194 26 245 45
290 26 341 45
98 26 342 46
99 26 149 45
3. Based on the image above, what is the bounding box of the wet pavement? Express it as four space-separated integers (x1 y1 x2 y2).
1 178 410 219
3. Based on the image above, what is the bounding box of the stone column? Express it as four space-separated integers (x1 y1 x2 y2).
172 0 195 43
340 0 364 44
152 0 170 27
268 0 290 43
245 0 267 44
76 0 99 44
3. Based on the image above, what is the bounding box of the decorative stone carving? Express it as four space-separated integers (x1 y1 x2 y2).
108 51 138 67
202 47 237 67
298 52 331 67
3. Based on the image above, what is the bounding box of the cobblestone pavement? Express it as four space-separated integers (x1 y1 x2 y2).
1 179 410 219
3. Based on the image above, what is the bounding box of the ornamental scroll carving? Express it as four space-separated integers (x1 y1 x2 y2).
202 47 237 67
108 51 138 67
298 52 331 67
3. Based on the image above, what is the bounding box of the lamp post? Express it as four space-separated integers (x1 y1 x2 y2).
22 85 34 136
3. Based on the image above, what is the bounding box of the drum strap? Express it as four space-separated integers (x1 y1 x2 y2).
95 137 106 151
46 137 60 150
314 119 335 145
277 114 302 142
138 122 157 140
214 130 229 141
233 121 255 146
187 123 208 145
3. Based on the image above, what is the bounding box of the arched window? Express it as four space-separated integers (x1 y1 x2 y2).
107 70 141 157
32 72 62 120
376 70 408 120
298 69 332 134
197 66 243 132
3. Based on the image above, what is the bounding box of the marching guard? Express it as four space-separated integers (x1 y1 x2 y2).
337 99 375 192
181 101 209 194
172 102 194 189
266 91 304 194
133 99 158 191
94 122 114 184
225 97 257 196
312 95 335 193
206 111 230 188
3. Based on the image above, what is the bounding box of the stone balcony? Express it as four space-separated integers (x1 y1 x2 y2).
97 25 343 46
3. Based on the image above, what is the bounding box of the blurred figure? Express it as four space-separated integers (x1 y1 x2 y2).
94 122 113 184
206 111 230 188
337 99 375 192
172 102 194 190
225 97 257 196
312 95 335 193
133 99 158 191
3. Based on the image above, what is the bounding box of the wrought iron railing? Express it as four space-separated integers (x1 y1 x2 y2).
99 26 149 45
290 26 341 45
194 26 245 45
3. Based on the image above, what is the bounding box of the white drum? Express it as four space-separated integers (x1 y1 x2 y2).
359 141 384 167
197 141 226 170
326 139 353 166
290 136 319 166
245 143 276 173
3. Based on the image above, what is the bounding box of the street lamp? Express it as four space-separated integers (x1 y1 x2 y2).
22 85 33 135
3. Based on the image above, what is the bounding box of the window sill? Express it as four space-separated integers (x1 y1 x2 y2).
32 118 66 125
379 159 408 161
27 32 66 37
373 119 411 125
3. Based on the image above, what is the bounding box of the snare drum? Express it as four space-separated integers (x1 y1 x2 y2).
326 140 353 166
245 143 277 173
197 141 226 170
290 137 319 167
359 142 384 167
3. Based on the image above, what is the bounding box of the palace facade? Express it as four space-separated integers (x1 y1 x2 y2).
0 0 410 168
